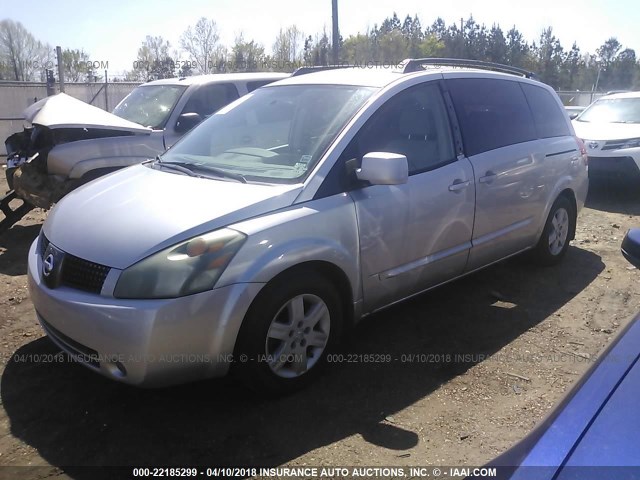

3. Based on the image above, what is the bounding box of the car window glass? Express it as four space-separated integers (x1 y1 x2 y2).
181 83 240 119
354 82 456 175
447 78 537 156
162 85 375 184
578 97 640 124
113 85 186 129
247 80 275 92
521 83 571 138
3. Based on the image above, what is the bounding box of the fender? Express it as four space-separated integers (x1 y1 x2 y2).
535 173 584 241
220 193 363 309
67 156 152 179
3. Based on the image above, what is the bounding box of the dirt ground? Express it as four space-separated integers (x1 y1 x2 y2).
0 171 638 479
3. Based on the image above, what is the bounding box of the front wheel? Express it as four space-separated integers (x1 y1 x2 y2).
233 273 343 395
532 196 575 266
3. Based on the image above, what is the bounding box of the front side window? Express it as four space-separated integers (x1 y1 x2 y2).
160 85 376 184
578 97 640 124
350 82 456 175
113 85 186 129
316 82 456 198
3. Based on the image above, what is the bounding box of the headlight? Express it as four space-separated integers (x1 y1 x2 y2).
620 138 640 150
114 228 246 299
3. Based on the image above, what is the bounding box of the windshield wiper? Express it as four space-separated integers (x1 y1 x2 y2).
155 157 247 183
189 164 248 183
153 157 200 177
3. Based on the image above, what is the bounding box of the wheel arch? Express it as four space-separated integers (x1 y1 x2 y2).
246 260 356 333
557 188 578 240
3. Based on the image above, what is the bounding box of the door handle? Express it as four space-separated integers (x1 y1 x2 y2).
448 179 471 192
479 171 497 184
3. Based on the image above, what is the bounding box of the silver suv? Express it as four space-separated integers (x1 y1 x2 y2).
27 59 589 393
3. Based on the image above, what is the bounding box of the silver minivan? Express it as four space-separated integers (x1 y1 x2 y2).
27 60 589 393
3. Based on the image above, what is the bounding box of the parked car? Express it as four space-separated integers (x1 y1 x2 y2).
489 229 640 478
27 59 589 393
564 105 586 119
572 91 640 183
3 72 288 211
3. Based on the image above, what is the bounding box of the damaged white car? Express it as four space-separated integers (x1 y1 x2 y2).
2 72 287 231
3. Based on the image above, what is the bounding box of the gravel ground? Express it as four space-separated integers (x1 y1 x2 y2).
0 175 638 479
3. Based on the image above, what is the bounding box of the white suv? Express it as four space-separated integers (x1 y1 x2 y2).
572 91 640 183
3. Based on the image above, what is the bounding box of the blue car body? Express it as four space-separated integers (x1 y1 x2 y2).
491 229 640 479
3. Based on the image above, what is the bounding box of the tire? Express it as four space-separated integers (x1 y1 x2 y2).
532 196 575 266
233 273 343 395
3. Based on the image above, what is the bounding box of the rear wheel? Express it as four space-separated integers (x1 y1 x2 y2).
233 273 343 395
532 196 574 266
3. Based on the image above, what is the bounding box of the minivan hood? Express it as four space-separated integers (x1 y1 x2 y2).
24 93 151 133
572 120 640 141
43 164 302 269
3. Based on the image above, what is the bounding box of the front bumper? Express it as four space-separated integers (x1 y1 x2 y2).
587 155 640 181
27 238 264 387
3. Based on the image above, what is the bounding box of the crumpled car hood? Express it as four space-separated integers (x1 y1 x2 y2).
43 164 302 269
23 93 151 133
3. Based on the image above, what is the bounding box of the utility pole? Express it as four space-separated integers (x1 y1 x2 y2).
55 46 65 93
104 70 109 111
332 0 339 65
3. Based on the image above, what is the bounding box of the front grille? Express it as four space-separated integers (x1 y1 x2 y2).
40 233 111 294
602 140 637 151
38 232 50 257
40 315 100 368
61 254 110 294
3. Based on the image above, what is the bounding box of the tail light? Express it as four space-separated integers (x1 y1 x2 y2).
575 136 588 166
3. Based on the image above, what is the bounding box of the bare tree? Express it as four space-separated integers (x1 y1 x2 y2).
129 35 175 81
231 33 265 71
272 25 305 68
62 48 91 82
0 19 50 81
180 17 221 74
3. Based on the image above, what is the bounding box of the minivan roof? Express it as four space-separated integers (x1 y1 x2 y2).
273 66 540 89
143 72 289 87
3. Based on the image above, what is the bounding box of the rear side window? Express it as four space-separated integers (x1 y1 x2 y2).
521 83 571 138
247 80 276 92
181 83 239 118
447 78 537 156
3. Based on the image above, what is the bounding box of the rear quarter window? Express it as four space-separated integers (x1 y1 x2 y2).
521 83 571 138
447 78 537 156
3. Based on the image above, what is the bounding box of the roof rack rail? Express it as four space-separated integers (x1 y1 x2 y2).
291 65 352 77
399 58 537 79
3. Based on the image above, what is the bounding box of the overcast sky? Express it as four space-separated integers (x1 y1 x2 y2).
1 0 638 76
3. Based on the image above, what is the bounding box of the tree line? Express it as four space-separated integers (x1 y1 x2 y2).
1 13 639 91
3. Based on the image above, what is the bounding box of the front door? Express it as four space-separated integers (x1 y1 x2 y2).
346 81 476 312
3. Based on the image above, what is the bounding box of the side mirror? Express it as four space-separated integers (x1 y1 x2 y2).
569 112 579 120
175 112 203 133
622 229 640 268
356 152 408 185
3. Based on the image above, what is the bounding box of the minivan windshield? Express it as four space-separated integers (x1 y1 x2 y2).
159 84 376 184
577 97 640 124
113 84 187 129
